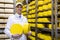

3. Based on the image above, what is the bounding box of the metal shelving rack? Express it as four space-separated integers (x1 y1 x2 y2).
0 0 14 40
26 0 55 40
35 0 38 40
54 0 60 40
23 0 60 40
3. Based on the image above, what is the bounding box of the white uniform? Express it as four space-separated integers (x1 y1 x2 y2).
4 13 28 40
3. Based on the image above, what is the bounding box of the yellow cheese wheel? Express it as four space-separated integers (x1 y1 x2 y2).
37 24 44 28
38 6 43 11
38 1 44 5
31 31 35 36
43 5 48 10
48 3 52 9
48 24 52 29
38 12 43 16
10 24 23 35
23 23 30 34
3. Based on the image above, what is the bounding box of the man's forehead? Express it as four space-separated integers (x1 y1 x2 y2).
16 4 22 8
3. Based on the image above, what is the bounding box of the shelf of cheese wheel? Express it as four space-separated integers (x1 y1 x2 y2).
0 0 4 2
5 0 13 3
0 8 4 12
28 15 32 18
37 33 52 40
0 4 4 8
0 9 14 14
0 0 14 40
23 5 26 8
4 4 14 9
38 6 43 11
0 34 9 39
37 24 45 28
10 23 30 35
47 3 52 9
44 0 52 4
0 4 13 9
37 18 51 22
38 9 52 17
22 12 26 15
0 0 14 4
29 1 35 6
0 14 13 18
29 6 35 11
37 33 44 40
22 7 26 12
28 19 35 22
5 9 14 13
31 14 35 18
43 4 52 10
0 24 6 28
38 1 44 5
31 31 35 36
0 19 7 21
30 23 35 27
28 19 32 22
28 36 35 40
43 10 52 16
43 5 49 10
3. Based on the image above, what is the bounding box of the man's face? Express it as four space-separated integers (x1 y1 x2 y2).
16 5 22 15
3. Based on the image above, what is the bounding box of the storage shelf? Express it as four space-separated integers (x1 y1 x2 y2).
0 2 14 4
37 37 43 40
29 22 51 24
29 8 35 11
37 28 51 33
31 27 51 34
31 27 35 31
37 16 51 18
0 7 14 9
28 17 35 19
29 22 36 23
37 22 51 24
29 4 35 6
38 2 51 6
22 11 26 12
38 8 51 12
0 12 14 14
0 34 9 39
28 13 35 15
0 22 6 24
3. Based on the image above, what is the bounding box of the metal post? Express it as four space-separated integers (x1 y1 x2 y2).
26 0 28 18
26 0 29 40
54 0 58 40
51 0 54 40
13 0 16 14
35 0 38 40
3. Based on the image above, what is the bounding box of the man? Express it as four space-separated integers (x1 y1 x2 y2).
4 2 31 40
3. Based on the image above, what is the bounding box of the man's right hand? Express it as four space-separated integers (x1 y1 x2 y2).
12 34 22 39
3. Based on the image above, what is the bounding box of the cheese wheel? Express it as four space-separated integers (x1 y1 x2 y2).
10 24 23 35
23 23 30 34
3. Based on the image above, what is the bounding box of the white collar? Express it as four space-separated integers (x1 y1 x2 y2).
15 13 23 18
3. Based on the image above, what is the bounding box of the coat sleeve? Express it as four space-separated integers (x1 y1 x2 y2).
4 16 13 38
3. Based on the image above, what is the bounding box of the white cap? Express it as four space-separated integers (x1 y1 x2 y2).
16 2 23 6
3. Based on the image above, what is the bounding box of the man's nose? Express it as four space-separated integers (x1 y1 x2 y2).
18 8 22 10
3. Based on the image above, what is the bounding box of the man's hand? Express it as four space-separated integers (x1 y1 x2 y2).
28 31 32 36
12 34 22 39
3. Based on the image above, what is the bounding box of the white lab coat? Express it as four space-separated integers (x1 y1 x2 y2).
4 13 28 40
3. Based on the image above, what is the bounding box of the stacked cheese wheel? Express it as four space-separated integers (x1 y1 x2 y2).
10 23 30 35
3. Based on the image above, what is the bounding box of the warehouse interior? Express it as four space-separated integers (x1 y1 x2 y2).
0 0 60 40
